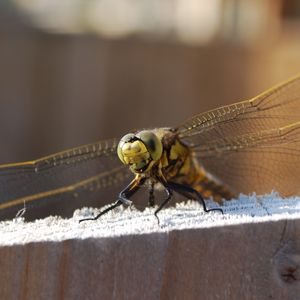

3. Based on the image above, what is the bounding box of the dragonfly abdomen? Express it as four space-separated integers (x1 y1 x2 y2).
161 132 234 203
193 167 235 203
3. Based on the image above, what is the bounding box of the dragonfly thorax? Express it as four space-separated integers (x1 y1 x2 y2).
117 130 163 174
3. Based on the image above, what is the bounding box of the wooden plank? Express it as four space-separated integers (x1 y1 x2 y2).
0 197 300 300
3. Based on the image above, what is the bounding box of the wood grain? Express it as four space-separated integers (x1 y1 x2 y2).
0 218 300 300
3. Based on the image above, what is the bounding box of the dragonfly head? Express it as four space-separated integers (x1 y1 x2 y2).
117 130 163 173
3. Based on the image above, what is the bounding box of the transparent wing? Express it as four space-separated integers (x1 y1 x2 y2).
177 74 300 197
0 139 133 220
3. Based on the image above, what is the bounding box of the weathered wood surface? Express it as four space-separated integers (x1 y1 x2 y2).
0 216 300 300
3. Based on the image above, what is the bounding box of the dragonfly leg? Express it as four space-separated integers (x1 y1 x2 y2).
79 177 144 222
154 187 172 224
79 200 124 222
167 181 223 214
148 182 155 207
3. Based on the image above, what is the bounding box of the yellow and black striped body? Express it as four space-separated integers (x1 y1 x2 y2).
2 74 300 221
146 128 234 203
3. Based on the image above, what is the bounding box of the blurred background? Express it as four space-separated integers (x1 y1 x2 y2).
0 0 300 163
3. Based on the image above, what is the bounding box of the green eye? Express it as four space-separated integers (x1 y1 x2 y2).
136 131 163 161
117 133 135 164
117 131 163 173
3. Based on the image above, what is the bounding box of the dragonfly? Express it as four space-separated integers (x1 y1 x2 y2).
0 74 300 221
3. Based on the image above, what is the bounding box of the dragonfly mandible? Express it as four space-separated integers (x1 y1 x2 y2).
0 74 300 221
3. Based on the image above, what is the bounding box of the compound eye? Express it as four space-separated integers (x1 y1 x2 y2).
136 131 163 161
117 133 135 164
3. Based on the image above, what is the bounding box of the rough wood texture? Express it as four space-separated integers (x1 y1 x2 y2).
1 218 300 300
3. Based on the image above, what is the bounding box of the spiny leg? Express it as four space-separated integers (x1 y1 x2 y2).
148 182 155 207
154 187 172 225
167 181 223 214
79 200 123 222
79 177 144 222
